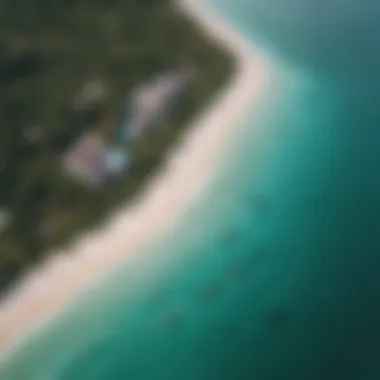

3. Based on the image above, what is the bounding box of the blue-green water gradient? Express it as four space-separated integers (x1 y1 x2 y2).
2 0 380 378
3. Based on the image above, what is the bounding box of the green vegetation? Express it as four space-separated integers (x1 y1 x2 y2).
0 0 235 293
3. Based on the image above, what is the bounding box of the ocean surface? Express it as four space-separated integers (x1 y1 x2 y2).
2 0 380 379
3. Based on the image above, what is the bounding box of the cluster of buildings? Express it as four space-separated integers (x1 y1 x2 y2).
0 68 194 242
62 132 130 188
62 66 195 188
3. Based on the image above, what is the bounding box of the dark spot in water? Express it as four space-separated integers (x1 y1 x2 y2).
161 309 183 329
150 288 167 305
214 318 239 337
249 246 267 264
190 250 210 268
263 306 290 330
324 355 361 380
199 283 222 301
227 262 249 281
251 194 271 216
219 229 239 246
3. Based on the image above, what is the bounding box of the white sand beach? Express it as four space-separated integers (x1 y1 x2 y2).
0 0 269 354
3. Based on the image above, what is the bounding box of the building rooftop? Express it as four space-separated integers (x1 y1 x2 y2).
62 132 108 187
127 69 192 137
133 70 190 113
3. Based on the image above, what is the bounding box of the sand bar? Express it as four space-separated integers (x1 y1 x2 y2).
0 0 269 355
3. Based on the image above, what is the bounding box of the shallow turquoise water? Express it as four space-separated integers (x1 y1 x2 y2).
2 0 380 379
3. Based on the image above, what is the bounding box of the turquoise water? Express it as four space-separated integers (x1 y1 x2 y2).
2 0 380 379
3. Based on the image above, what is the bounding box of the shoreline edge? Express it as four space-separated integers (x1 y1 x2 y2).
0 0 269 357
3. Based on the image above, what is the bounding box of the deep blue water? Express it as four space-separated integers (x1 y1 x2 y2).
2 0 380 379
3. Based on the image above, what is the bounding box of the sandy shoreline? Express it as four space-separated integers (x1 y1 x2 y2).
0 0 269 355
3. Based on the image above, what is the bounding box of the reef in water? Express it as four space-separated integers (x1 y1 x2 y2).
263 306 290 330
160 309 184 329
199 283 223 301
250 193 271 216
219 228 239 246
227 262 249 281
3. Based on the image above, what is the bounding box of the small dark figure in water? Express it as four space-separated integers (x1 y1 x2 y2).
215 318 238 337
249 246 266 264
227 262 249 281
161 309 183 329
263 306 290 330
251 194 271 216
323 355 360 380
199 283 222 301
219 229 239 246
150 288 167 305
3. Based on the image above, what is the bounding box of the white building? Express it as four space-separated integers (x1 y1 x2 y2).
62 131 131 187
62 132 108 187
128 69 192 137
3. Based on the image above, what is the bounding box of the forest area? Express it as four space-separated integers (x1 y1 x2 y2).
0 0 234 293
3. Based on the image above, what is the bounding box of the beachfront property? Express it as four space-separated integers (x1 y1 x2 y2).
62 132 130 187
61 67 194 186
127 67 195 137
62 132 108 187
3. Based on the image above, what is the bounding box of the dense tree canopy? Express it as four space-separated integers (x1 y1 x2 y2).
0 0 234 294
